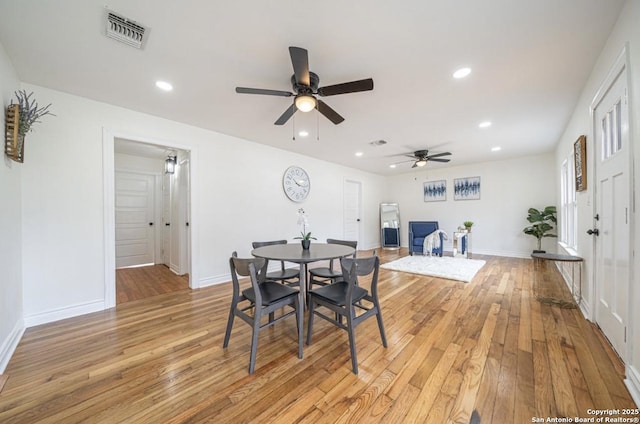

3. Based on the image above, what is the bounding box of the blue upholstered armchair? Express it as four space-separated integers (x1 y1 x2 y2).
408 221 444 256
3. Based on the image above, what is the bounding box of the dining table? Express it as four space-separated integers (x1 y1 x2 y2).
251 242 356 307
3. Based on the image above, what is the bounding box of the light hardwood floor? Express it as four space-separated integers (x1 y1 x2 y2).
116 264 189 304
0 249 636 423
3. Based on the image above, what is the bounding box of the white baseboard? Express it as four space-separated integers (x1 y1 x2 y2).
578 298 592 321
0 319 25 374
626 365 640 407
24 300 105 328
198 273 231 288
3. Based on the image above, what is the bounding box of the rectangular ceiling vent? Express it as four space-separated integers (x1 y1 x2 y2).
105 10 148 49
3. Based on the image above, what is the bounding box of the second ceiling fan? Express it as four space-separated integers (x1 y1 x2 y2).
236 46 374 125
396 150 452 168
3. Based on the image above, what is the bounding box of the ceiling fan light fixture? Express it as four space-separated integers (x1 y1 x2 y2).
295 94 317 112
415 159 427 167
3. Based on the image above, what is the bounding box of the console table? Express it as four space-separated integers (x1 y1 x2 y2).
531 252 583 308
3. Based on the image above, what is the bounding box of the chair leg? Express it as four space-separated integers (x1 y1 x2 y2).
346 313 358 374
376 308 388 348
295 297 303 359
222 301 236 348
306 299 316 345
249 314 261 374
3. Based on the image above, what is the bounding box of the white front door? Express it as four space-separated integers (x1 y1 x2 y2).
115 172 155 268
593 61 630 361
343 180 362 245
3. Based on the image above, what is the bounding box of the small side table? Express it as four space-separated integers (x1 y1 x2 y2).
531 252 583 308
453 231 471 258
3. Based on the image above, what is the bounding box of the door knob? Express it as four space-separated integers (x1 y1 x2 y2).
587 228 599 236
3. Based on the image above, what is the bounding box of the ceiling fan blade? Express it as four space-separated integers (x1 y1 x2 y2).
429 158 451 163
317 100 345 125
426 152 452 159
274 103 297 125
318 78 374 97
289 47 310 86
411 162 418 168
236 87 293 97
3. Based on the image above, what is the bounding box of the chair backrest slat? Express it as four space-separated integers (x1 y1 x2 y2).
230 252 267 305
327 239 358 268
252 240 288 271
340 255 380 299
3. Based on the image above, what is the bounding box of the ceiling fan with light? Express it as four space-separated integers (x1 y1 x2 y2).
235 46 374 125
394 150 452 168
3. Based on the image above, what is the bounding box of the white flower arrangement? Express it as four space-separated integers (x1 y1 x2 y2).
294 208 317 240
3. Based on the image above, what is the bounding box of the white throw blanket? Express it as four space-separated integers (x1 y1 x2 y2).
423 229 449 256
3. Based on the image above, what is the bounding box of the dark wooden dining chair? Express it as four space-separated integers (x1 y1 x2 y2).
223 252 303 374
308 238 357 291
306 255 386 374
252 240 300 286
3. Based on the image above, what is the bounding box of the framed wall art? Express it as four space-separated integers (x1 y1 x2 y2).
574 135 587 192
454 176 480 200
423 180 446 202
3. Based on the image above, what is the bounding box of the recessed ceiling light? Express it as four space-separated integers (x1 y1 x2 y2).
479 121 492 128
491 146 502 152
389 164 397 168
155 80 173 91
355 152 363 157
298 130 309 137
453 67 471 79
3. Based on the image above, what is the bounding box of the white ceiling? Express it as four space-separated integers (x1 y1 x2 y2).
0 0 625 175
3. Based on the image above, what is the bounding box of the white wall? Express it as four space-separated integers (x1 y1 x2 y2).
387 153 557 258
0 41 24 372
18 84 388 325
553 0 640 406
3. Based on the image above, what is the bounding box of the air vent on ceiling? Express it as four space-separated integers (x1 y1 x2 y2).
105 10 148 49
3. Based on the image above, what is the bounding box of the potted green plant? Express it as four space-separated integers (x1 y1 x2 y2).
463 221 474 232
523 206 557 252
294 208 317 249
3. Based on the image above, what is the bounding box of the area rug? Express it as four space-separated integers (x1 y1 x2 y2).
380 255 486 283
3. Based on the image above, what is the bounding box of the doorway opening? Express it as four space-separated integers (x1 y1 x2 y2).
111 137 192 304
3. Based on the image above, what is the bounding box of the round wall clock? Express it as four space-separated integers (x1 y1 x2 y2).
283 166 311 202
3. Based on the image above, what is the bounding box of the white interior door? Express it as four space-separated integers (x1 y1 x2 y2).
170 161 181 274
593 64 630 360
178 158 191 275
343 180 362 245
162 173 171 266
115 172 155 268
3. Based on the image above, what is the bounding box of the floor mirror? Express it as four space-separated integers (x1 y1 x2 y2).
380 203 400 249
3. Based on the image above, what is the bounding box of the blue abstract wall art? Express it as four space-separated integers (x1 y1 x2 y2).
454 177 481 200
423 180 447 202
